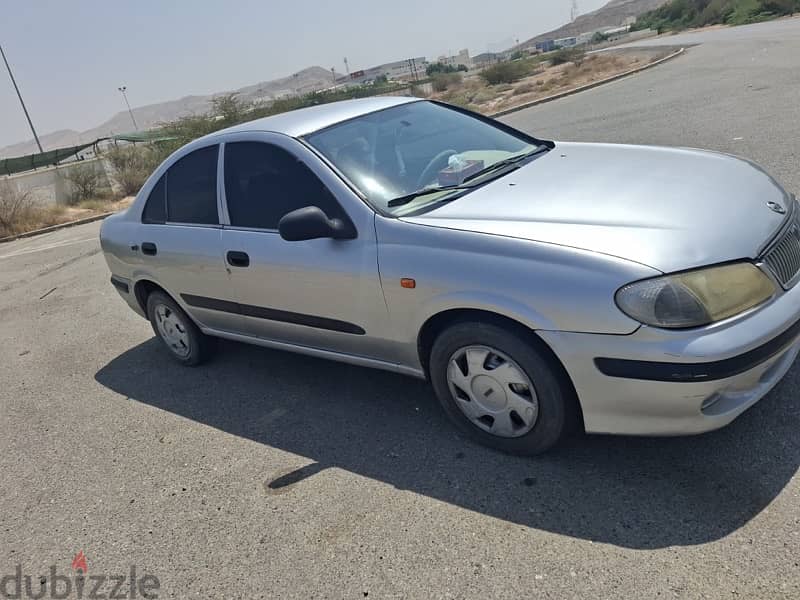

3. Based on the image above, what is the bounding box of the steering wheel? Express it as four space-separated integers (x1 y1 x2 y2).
416 149 458 189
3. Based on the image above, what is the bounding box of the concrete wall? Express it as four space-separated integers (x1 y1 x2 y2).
0 158 117 206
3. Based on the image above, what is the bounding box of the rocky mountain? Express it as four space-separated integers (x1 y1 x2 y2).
521 0 670 46
0 66 339 159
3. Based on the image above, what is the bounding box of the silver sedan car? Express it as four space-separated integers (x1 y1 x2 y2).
101 96 800 454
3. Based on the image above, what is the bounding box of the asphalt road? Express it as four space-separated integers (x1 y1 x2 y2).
2 19 800 599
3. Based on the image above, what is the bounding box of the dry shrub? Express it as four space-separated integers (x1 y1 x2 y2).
0 182 34 237
0 182 67 237
63 164 104 204
513 82 536 96
440 90 472 107
480 61 530 85
75 198 114 212
431 72 463 92
105 145 160 196
471 88 497 104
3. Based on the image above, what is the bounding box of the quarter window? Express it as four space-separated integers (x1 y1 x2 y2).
166 145 220 225
141 175 166 223
224 142 345 230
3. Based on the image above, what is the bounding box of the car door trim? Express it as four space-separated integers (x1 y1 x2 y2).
199 326 424 378
180 293 366 335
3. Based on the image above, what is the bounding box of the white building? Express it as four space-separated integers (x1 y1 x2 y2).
554 36 578 48
437 49 472 69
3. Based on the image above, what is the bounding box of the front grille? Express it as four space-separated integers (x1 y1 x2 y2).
763 211 800 288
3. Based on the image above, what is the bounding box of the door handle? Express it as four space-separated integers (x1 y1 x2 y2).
141 242 157 256
226 250 250 268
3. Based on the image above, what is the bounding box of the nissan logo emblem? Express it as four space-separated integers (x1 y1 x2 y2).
767 201 787 214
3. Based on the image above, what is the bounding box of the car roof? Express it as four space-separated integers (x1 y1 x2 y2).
218 96 421 139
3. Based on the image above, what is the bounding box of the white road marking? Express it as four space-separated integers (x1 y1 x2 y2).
0 237 97 260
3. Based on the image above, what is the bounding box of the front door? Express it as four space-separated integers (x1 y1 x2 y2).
219 139 389 358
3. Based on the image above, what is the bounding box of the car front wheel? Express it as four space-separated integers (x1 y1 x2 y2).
429 321 573 455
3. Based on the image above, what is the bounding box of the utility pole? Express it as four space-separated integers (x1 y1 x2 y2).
331 67 336 86
343 57 350 76
571 0 579 22
117 86 139 131
0 43 43 154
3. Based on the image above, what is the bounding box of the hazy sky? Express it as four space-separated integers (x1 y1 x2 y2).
0 0 607 147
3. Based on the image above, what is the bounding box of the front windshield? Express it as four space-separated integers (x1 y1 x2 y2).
305 101 544 215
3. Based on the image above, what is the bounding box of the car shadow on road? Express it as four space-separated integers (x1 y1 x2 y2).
95 337 800 550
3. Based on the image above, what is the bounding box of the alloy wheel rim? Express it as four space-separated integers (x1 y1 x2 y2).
446 345 539 438
154 303 191 358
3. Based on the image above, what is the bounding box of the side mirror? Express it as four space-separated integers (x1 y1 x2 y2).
278 206 356 241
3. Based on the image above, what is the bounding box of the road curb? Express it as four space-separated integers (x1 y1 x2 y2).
488 47 686 118
0 211 114 244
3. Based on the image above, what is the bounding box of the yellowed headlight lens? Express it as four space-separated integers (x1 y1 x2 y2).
674 263 775 322
616 263 776 328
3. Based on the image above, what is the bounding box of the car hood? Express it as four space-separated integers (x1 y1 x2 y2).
402 142 793 273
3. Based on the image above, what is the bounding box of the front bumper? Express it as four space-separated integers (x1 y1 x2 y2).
539 276 800 436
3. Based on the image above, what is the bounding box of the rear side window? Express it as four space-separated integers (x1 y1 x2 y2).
142 175 166 223
166 145 219 224
223 141 345 229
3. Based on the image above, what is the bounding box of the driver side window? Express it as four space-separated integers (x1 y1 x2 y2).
223 142 345 230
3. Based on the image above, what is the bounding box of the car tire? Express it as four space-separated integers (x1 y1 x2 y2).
429 321 573 455
146 290 215 366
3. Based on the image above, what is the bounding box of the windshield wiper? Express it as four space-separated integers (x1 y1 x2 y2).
387 185 472 208
387 147 549 209
461 147 547 184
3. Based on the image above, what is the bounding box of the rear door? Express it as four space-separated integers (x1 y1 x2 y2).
218 134 390 359
135 143 243 333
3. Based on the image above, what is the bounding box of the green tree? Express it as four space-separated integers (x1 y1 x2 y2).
479 61 529 84
426 62 459 75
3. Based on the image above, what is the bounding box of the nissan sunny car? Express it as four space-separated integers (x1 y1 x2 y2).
100 96 800 454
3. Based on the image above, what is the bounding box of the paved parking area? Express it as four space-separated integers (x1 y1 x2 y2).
2 19 800 599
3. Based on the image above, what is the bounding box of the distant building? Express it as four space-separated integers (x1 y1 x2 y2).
535 40 556 53
437 49 472 69
554 36 578 49
344 57 427 84
601 24 633 41
472 52 503 66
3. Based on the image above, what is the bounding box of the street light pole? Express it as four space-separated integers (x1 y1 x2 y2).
117 86 139 131
0 43 44 154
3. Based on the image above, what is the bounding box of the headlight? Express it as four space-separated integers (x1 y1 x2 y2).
616 262 775 329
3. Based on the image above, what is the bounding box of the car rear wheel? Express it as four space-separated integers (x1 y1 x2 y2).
429 321 572 455
146 291 215 366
